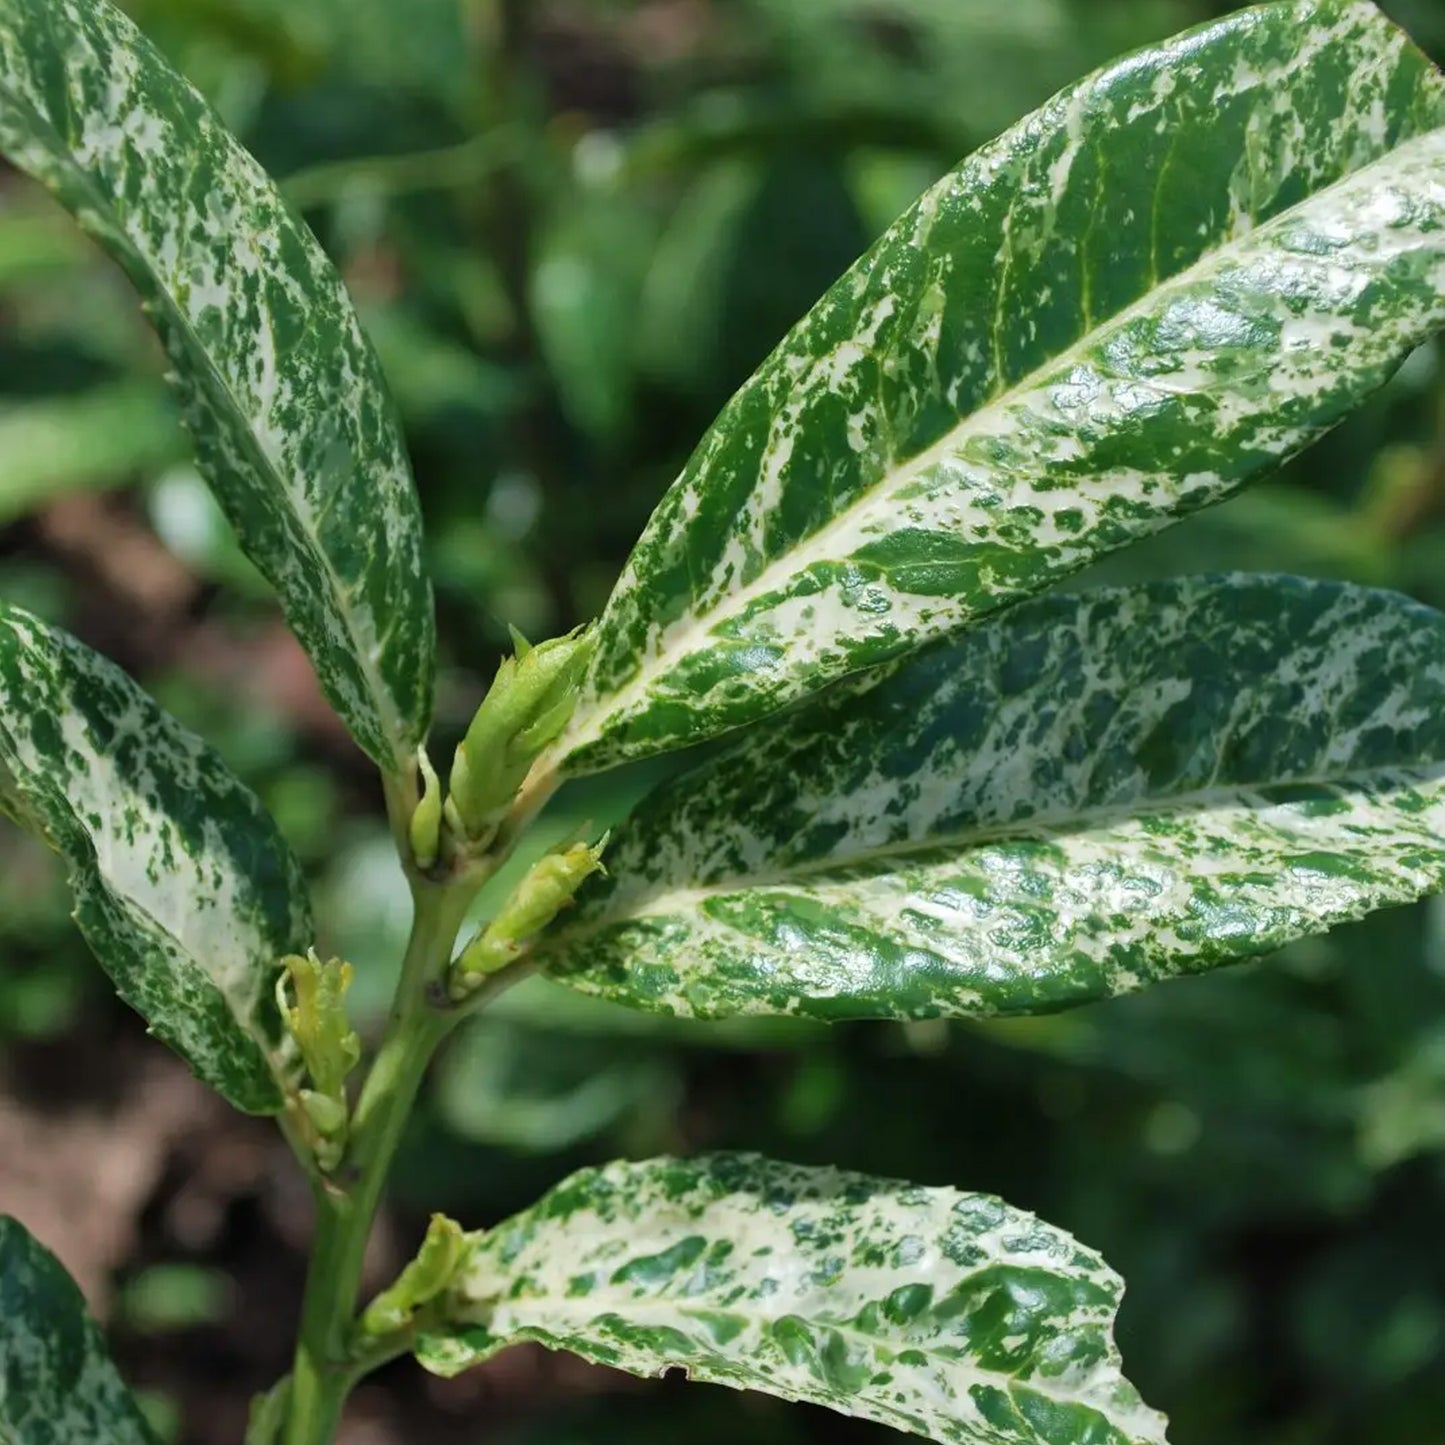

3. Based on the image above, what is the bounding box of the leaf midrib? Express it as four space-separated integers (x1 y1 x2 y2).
564 122 1445 758
0 69 413 773
564 759 1445 936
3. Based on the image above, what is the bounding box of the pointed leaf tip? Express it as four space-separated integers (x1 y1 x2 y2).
561 0 1445 772
0 0 436 772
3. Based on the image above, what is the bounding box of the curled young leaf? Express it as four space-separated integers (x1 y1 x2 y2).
0 0 436 774
361 1213 466 1339
0 1218 156 1445
0 605 311 1111
280 951 361 1167
416 1154 1167 1445
558 0 1445 773
540 577 1445 1021
280 953 361 1100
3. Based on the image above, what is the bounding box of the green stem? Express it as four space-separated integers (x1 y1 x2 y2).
281 879 474 1445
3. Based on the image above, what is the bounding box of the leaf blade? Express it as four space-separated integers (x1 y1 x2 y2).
417 1154 1167 1445
560 0 1445 773
0 1218 156 1445
542 577 1445 1021
0 0 435 772
0 605 310 1111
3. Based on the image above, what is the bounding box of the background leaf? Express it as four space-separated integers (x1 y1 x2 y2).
0 0 436 773
0 383 183 524
0 1217 156 1445
558 0 1445 773
418 1154 1167 1445
543 576 1445 1021
0 605 310 1111
434 1015 681 1156
744 0 1090 143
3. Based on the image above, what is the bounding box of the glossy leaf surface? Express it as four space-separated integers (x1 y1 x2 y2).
559 0 1445 773
542 578 1445 1020
0 0 435 773
418 1154 1167 1445
0 1218 155 1445
0 606 310 1111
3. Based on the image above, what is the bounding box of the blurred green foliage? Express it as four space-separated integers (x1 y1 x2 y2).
2 2 1445 1442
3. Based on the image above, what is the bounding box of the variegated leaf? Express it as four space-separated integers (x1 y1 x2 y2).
417 1154 1167 1445
0 1218 155 1445
556 0 1445 774
0 0 435 774
541 577 1445 1021
0 605 309 1111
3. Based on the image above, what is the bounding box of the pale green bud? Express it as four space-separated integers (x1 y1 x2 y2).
280 954 360 1169
360 1213 466 1337
488 837 609 941
408 748 443 872
279 951 361 1099
298 1088 348 1137
450 838 608 998
299 1089 348 1172
448 625 595 844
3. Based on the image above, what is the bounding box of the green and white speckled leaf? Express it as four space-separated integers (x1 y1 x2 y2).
541 577 1445 1021
557 0 1445 774
0 1218 155 1445
0 0 435 774
0 606 310 1112
417 1154 1167 1445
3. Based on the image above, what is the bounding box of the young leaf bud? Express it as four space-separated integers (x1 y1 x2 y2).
359 1213 466 1337
408 748 443 872
447 625 595 846
279 951 362 1099
449 838 607 998
298 1089 348 1172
